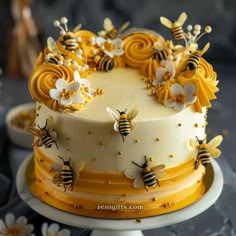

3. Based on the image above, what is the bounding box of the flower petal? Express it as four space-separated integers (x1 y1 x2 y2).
67 82 80 92
186 96 197 105
104 50 114 58
72 94 84 103
5 213 15 228
175 103 186 111
25 224 34 235
60 98 72 106
164 99 175 108
156 67 165 80
59 229 71 236
73 70 80 82
96 37 106 46
41 222 48 236
48 223 60 236
111 38 122 47
111 49 124 56
170 83 183 96
184 83 196 96
56 78 67 90
15 216 27 228
0 219 6 232
166 61 175 74
50 89 61 100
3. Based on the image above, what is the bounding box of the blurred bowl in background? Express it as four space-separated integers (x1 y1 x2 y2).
5 103 36 149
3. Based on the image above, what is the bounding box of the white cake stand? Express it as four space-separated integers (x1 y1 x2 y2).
16 156 223 236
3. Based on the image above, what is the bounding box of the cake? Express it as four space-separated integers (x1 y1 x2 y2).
26 13 223 219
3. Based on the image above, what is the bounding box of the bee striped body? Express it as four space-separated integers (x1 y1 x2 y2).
171 25 186 45
185 52 201 71
153 48 169 62
195 144 210 169
118 115 131 139
95 55 114 72
104 29 118 39
60 160 74 190
39 132 59 149
142 167 158 188
61 32 78 51
46 54 64 65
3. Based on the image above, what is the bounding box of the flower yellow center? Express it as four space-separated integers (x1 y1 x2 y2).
60 89 74 99
175 93 186 104
162 71 172 81
103 41 116 52
5 227 26 236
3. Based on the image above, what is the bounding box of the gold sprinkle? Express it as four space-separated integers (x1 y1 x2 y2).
155 138 160 142
194 123 198 128
136 219 142 223
178 123 182 127
67 148 70 151
117 151 122 155
36 113 39 117
39 159 44 162
88 130 93 135
99 141 104 146
134 139 139 143
169 154 174 158
151 90 156 96
149 157 153 162
95 88 104 95
221 129 229 137
152 197 158 201
146 83 151 89
163 202 174 208
74 204 80 209
92 157 96 162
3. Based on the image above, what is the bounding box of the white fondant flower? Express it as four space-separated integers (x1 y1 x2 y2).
74 70 95 97
96 37 124 58
165 83 197 111
0 213 34 236
41 222 70 236
153 60 175 86
50 78 84 106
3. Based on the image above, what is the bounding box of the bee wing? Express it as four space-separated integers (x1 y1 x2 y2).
46 116 55 133
72 161 85 180
160 16 172 28
50 163 63 172
118 21 130 33
134 176 144 188
201 42 210 55
127 107 139 121
209 148 222 158
106 107 119 121
190 139 198 149
152 164 166 178
24 126 41 136
207 135 223 149
177 12 187 26
73 23 82 32
52 173 62 185
103 17 114 31
98 30 107 37
47 37 59 55
124 168 140 180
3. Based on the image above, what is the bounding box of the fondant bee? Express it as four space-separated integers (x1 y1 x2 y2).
98 17 130 39
153 42 172 62
25 116 58 149
184 43 210 72
106 107 139 142
45 37 64 65
51 156 85 192
124 156 165 191
190 135 223 169
94 55 114 72
160 12 187 45
53 17 82 51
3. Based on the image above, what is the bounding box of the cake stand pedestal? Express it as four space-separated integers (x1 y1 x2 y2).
16 156 223 236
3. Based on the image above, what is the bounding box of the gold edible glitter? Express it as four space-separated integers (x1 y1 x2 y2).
136 219 142 223
117 151 122 155
155 138 160 142
169 154 174 158
194 123 198 128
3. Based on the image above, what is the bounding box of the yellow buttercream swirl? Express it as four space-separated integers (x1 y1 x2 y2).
122 32 164 68
29 64 74 111
178 58 218 113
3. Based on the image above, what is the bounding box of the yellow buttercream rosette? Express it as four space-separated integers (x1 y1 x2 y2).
178 58 218 113
29 64 74 111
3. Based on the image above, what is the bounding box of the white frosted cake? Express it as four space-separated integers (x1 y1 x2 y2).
26 13 222 218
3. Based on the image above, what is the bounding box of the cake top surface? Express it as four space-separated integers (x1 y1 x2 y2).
28 12 219 118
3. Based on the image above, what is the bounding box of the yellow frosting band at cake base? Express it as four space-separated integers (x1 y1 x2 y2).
28 149 206 219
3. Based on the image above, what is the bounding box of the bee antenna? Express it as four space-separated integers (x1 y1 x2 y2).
132 161 142 168
58 156 65 162
117 109 121 114
125 108 127 113
195 136 200 142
